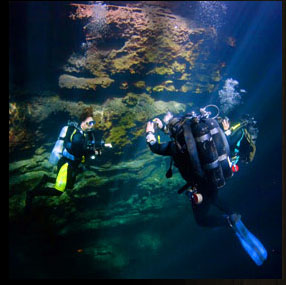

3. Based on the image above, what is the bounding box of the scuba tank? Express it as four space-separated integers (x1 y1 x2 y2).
191 118 226 188
165 105 232 190
203 118 233 180
49 126 69 165
168 115 205 180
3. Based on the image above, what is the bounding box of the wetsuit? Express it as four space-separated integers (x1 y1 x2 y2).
26 125 103 205
146 131 234 228
54 126 98 191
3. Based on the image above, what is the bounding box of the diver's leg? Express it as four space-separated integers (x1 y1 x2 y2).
192 206 229 228
25 171 61 213
191 190 230 228
25 186 62 214
210 189 243 229
27 187 62 197
66 163 77 190
26 173 59 197
25 174 51 201
211 191 235 216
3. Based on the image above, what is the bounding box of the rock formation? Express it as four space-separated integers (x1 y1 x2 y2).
63 2 225 96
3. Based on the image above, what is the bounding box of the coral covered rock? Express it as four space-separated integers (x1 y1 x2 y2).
60 2 228 96
59 74 114 90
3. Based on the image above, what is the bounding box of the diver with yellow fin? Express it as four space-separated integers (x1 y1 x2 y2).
145 105 267 266
25 106 112 211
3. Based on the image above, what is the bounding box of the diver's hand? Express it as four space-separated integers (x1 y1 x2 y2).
146 121 155 133
104 143 112 148
152 118 163 129
222 118 230 131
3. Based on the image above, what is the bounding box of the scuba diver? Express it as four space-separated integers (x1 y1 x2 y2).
145 105 267 266
218 114 258 171
25 106 112 211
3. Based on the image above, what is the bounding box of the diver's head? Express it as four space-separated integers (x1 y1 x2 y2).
247 125 259 143
242 114 258 143
162 111 174 134
163 111 174 125
80 106 96 132
165 116 182 138
81 117 96 132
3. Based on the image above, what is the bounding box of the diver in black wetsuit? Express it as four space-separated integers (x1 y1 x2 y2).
145 109 268 266
25 106 112 211
145 109 258 228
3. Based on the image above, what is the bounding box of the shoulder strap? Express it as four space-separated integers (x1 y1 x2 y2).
169 117 186 152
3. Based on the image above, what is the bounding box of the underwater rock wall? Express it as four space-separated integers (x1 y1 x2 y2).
9 1 234 154
9 93 188 154
63 2 224 96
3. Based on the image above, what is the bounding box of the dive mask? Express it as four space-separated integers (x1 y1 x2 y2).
86 120 96 127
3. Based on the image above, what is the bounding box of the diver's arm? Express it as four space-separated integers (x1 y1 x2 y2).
145 121 172 156
148 140 173 156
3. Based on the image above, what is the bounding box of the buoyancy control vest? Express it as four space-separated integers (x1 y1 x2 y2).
169 112 232 189
49 121 84 166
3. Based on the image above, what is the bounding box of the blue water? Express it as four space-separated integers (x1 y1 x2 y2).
9 1 283 279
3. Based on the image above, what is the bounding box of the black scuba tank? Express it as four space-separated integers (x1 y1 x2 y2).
203 118 233 180
191 119 225 188
169 116 205 181
182 120 205 180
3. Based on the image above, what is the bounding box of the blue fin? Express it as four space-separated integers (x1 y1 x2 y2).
233 219 267 266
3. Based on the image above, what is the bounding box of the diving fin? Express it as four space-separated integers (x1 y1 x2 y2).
231 218 267 266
